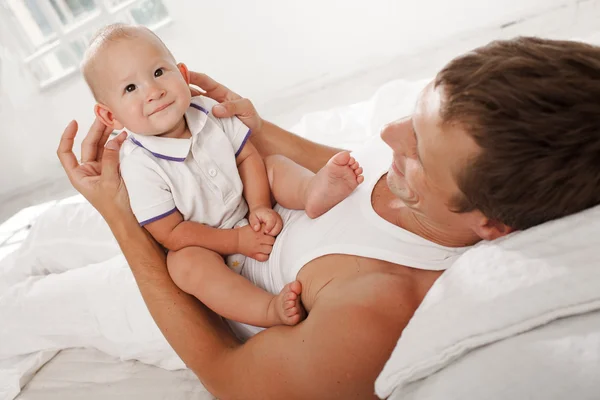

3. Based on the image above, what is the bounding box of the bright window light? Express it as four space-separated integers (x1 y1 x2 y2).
0 0 170 89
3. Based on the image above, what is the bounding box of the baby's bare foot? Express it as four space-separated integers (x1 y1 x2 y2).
305 151 364 218
268 281 306 326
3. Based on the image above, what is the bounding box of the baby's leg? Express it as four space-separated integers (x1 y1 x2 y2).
167 247 305 327
265 152 364 219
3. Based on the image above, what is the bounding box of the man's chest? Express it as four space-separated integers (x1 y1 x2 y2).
298 253 442 313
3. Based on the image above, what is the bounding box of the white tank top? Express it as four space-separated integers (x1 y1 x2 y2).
241 135 470 296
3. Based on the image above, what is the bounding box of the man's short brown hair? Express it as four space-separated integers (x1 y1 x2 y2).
435 37 600 230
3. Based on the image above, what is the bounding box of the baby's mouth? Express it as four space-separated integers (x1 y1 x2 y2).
149 101 174 116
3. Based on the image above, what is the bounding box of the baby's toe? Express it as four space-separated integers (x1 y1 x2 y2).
332 151 351 166
284 300 296 310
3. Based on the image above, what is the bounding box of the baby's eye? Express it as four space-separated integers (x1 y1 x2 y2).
125 84 136 93
154 68 164 77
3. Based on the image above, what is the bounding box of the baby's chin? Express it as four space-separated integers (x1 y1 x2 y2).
128 117 184 137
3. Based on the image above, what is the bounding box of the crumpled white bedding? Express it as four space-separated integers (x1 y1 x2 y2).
0 202 185 400
14 348 213 400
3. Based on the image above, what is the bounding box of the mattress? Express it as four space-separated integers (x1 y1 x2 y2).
15 348 212 400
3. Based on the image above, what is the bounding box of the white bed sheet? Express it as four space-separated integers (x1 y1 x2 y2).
15 348 212 400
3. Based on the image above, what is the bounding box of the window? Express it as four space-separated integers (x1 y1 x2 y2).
0 0 170 89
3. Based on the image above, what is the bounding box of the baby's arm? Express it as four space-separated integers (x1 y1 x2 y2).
145 210 275 261
236 141 282 235
144 210 238 254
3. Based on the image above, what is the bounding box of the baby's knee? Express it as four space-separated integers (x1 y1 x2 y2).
167 248 196 286
264 154 288 183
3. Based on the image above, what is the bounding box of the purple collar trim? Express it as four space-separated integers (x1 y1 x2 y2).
190 103 209 114
130 137 187 162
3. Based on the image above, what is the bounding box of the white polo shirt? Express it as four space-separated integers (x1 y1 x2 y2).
120 96 250 229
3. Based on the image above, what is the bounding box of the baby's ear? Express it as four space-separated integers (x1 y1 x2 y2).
94 103 124 130
177 63 190 85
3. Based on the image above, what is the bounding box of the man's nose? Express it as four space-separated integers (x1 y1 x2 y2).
381 121 404 144
381 119 412 150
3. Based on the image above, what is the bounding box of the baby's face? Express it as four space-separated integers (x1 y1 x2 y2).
95 34 191 135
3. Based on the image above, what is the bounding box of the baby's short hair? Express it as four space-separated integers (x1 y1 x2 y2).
81 23 174 100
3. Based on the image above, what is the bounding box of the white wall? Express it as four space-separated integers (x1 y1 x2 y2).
0 0 569 202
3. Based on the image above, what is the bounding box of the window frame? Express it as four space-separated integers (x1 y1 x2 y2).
1 0 171 90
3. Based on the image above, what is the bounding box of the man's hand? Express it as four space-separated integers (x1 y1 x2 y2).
249 206 283 237
188 72 264 135
57 118 130 221
235 224 276 262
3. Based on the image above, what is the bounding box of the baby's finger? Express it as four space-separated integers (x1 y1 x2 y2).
248 214 261 231
263 215 276 233
269 217 283 236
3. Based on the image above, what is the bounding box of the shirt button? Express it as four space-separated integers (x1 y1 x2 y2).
208 168 217 177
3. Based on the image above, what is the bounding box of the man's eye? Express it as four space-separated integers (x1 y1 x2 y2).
154 68 164 77
125 84 136 93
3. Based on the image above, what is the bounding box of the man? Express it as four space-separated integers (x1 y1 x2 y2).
57 37 600 399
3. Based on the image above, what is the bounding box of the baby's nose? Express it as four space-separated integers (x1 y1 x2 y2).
147 87 166 101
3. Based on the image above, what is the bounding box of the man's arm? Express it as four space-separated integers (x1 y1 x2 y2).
105 212 241 386
144 211 238 253
196 276 411 399
250 121 343 174
189 72 344 173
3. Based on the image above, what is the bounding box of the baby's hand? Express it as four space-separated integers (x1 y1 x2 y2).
249 206 283 236
236 224 276 262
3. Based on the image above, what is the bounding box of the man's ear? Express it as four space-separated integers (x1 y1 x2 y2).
177 63 190 85
94 103 124 130
466 210 514 241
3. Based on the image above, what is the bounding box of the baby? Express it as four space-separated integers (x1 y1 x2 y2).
81 24 363 328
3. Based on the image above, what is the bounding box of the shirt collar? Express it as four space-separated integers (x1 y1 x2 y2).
129 98 210 162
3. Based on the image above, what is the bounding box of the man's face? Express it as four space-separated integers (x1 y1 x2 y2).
94 33 191 135
380 82 480 231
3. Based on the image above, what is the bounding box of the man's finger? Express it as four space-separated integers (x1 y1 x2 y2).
189 71 240 102
212 98 254 119
82 117 111 163
96 125 116 162
190 87 203 97
57 120 80 175
101 132 126 180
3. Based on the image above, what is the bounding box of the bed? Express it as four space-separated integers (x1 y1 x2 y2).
3 34 600 399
